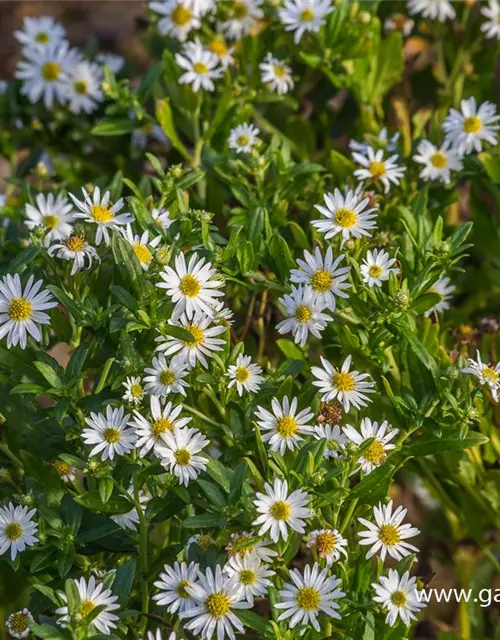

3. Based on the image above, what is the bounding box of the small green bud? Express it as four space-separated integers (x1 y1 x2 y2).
311 472 325 486
395 291 410 309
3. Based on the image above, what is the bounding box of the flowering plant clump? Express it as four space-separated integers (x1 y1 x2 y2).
0 2 500 639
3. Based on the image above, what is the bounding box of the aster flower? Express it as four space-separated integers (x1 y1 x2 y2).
223 552 275 604
253 478 311 542
24 193 75 246
156 426 209 485
360 248 399 287
349 128 400 155
225 532 278 563
275 563 345 631
373 569 427 627
122 376 145 406
82 405 136 461
6 608 35 639
0 503 38 561
14 16 66 52
96 52 125 74
219 0 264 40
290 247 351 311
228 123 260 154
278 0 333 44
358 500 420 562
48 235 99 276
307 529 348 566
144 353 191 397
408 0 456 22
343 418 398 474
207 38 235 69
52 460 77 483
0 274 57 349
111 485 149 531
313 424 346 460
150 0 201 40
311 355 375 412
255 396 314 455
122 224 161 271
413 140 463 184
424 276 455 317
462 349 500 402
384 14 414 36
65 60 104 114
259 53 294 95
276 285 333 347
312 189 378 245
152 207 173 230
175 40 222 92
153 561 200 614
481 0 500 40
226 354 264 396
442 98 500 155
353 146 406 193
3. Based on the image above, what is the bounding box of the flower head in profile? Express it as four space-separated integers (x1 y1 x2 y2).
152 208 173 230
228 123 260 154
373 569 427 627
15 16 66 52
153 561 200 614
48 234 99 276
307 529 348 566
311 355 375 412
175 40 222 92
255 396 314 455
111 485 149 531
259 53 294 94
279 0 333 44
253 478 311 542
24 193 75 246
82 406 136 461
157 426 209 485
462 349 500 402
408 0 455 22
443 98 500 156
150 0 201 41
52 460 77 483
413 140 463 184
144 353 191 397
353 146 406 193
6 608 35 639
312 189 378 245
225 531 278 563
424 276 455 317
343 418 398 474
0 503 38 561
360 248 399 287
226 354 264 396
223 551 275 605
219 0 264 40
276 285 333 347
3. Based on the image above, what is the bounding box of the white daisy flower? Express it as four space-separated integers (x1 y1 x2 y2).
223 552 275 605
70 186 133 246
16 42 79 108
360 248 399 287
52 460 77 483
307 529 348 566
212 304 235 327
122 224 161 271
180 564 251 639
156 311 226 369
122 376 145 406
311 355 375 412
141 630 173 640
6 608 34 639
152 207 173 230
157 251 224 320
408 0 456 22
48 234 99 276
259 53 294 95
157 426 209 485
14 16 66 52
65 60 104 114
313 424 346 460
111 485 149 531
185 0 217 16
175 40 222 92
481 0 500 40
0 274 57 349
278 0 333 44
413 140 463 184
349 128 401 155
226 354 264 396
353 146 406 193
358 500 420 562
312 189 378 245
225 532 278 563
207 38 235 69
343 418 398 474
96 52 125 74
253 478 311 542
373 569 427 627
424 276 455 317
275 563 345 631
130 395 192 458
290 247 351 311
462 349 500 402
276 285 333 347
255 396 314 455
150 0 201 40
24 193 75 246
153 561 200 614
228 123 260 154
0 193 6 208
144 354 191 397
0 503 38 561
55 576 120 635
219 0 264 40
384 14 414 36
82 406 137 461
0 81 7 96
442 97 500 156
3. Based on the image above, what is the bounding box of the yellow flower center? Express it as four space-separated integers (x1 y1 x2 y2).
80 600 96 618
131 383 143 398
235 366 250 382
8 298 33 322
364 440 387 465
151 418 174 438
368 265 383 278
333 371 355 391
177 579 191 598
276 416 298 437
160 370 176 385
53 460 71 476
209 40 228 56
232 1 248 18
295 304 312 323
74 80 88 95
66 235 86 252
171 5 192 25
43 214 59 229
274 65 286 78
35 32 50 44
311 269 333 292
391 590 408 607
9 612 29 633
335 207 358 228
379 524 401 546
296 586 321 611
91 204 114 223
237 135 250 147
103 427 121 443
179 274 201 297
184 324 204 347
206 592 231 619
270 500 291 521
483 367 499 383
314 531 337 556
5 522 23 541
133 243 152 264
41 62 61 81
369 161 387 178
197 534 213 550
174 448 192 465
430 152 448 169
239 569 256 585
463 115 482 134
193 62 208 75
300 8 315 21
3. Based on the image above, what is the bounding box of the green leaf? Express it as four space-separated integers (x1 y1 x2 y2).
236 610 271 635
29 623 65 639
111 231 143 292
111 285 139 312
401 432 489 457
197 479 227 508
6 246 41 274
350 464 396 501
46 285 83 320
268 235 294 283
113 560 137 601
205 457 232 492
161 324 196 342
99 477 114 504
65 344 90 384
34 361 65 390
364 32 404 104
181 513 226 528
236 240 254 274
91 118 137 136
74 491 133 514
155 98 191 163
276 339 304 360
229 461 247 505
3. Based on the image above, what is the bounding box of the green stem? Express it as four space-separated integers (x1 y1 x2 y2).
0 444 23 468
183 405 221 429
134 480 149 636
94 358 115 394
338 498 358 535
